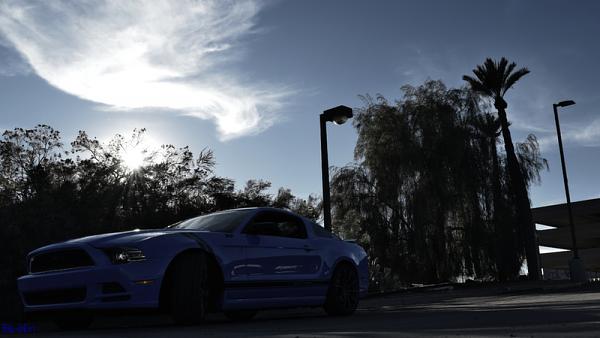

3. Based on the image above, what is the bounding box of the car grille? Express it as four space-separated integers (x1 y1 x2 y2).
29 249 95 273
23 287 87 306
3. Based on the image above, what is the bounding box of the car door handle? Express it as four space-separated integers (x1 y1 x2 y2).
303 245 314 252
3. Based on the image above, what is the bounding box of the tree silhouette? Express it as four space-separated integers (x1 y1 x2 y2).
331 80 546 289
463 57 540 280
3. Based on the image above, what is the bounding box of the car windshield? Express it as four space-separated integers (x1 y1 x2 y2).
169 210 252 232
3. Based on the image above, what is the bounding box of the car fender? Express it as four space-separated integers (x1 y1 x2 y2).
329 243 369 295
139 232 222 272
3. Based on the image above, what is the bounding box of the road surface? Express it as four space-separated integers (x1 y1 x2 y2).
20 286 600 337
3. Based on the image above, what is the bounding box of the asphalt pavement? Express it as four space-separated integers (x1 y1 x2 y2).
14 285 600 337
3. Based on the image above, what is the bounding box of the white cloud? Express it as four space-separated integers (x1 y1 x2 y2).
0 0 287 140
533 118 600 152
569 118 600 146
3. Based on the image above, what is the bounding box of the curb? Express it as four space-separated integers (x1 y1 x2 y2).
366 281 599 299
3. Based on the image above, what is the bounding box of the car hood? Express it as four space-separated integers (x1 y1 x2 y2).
30 228 223 256
65 229 170 248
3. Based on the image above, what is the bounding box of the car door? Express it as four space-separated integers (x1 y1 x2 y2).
241 211 322 283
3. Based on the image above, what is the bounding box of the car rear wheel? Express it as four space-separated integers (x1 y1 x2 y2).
324 263 359 316
170 251 208 325
224 310 258 321
53 311 93 330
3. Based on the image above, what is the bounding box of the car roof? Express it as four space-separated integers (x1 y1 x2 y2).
227 207 314 224
228 206 295 213
207 207 330 238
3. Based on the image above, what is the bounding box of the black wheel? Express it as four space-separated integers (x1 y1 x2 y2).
170 251 208 325
224 310 258 321
53 311 93 330
324 263 359 316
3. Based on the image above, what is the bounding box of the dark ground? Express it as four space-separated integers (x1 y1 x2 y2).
8 282 600 337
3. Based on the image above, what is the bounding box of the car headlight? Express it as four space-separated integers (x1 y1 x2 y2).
104 247 146 264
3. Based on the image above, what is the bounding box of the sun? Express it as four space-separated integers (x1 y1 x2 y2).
118 132 161 171
122 148 146 171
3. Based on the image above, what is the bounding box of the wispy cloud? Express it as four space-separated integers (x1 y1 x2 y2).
525 117 600 152
494 81 600 151
568 118 600 146
0 0 287 140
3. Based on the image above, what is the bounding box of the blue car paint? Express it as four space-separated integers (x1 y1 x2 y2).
17 207 368 313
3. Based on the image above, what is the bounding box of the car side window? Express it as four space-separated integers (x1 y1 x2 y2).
243 211 307 239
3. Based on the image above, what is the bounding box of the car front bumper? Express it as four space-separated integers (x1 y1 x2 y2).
17 245 169 312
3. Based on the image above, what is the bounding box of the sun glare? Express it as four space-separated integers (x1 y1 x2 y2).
122 148 146 171
117 133 161 171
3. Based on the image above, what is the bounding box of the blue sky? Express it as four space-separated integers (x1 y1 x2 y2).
1 0 599 208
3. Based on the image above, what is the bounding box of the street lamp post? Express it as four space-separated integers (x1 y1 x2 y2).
320 105 353 231
552 100 586 282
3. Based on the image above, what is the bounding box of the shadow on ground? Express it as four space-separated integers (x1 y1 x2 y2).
18 287 600 337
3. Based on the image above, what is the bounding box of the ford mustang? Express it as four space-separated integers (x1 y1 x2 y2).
17 207 368 329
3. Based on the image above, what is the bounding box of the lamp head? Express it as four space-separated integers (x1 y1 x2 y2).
332 115 349 125
556 100 576 107
322 105 353 125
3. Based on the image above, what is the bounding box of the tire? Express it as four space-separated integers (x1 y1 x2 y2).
53 311 93 330
170 251 208 325
224 310 258 321
324 263 359 316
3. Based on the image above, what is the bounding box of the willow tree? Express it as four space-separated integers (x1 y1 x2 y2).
332 81 494 285
462 57 540 280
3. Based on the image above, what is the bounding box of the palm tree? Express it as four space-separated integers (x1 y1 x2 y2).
463 57 540 280
473 113 521 280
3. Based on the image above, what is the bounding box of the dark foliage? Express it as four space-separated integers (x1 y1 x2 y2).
330 80 546 291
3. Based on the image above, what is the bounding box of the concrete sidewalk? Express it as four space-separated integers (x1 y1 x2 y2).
367 279 595 299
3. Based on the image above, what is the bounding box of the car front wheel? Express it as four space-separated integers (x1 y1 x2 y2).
170 251 208 325
324 263 359 316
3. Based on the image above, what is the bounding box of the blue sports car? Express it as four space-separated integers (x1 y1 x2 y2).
17 207 368 329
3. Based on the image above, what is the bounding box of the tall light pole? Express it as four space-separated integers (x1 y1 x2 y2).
320 105 353 231
553 100 586 282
